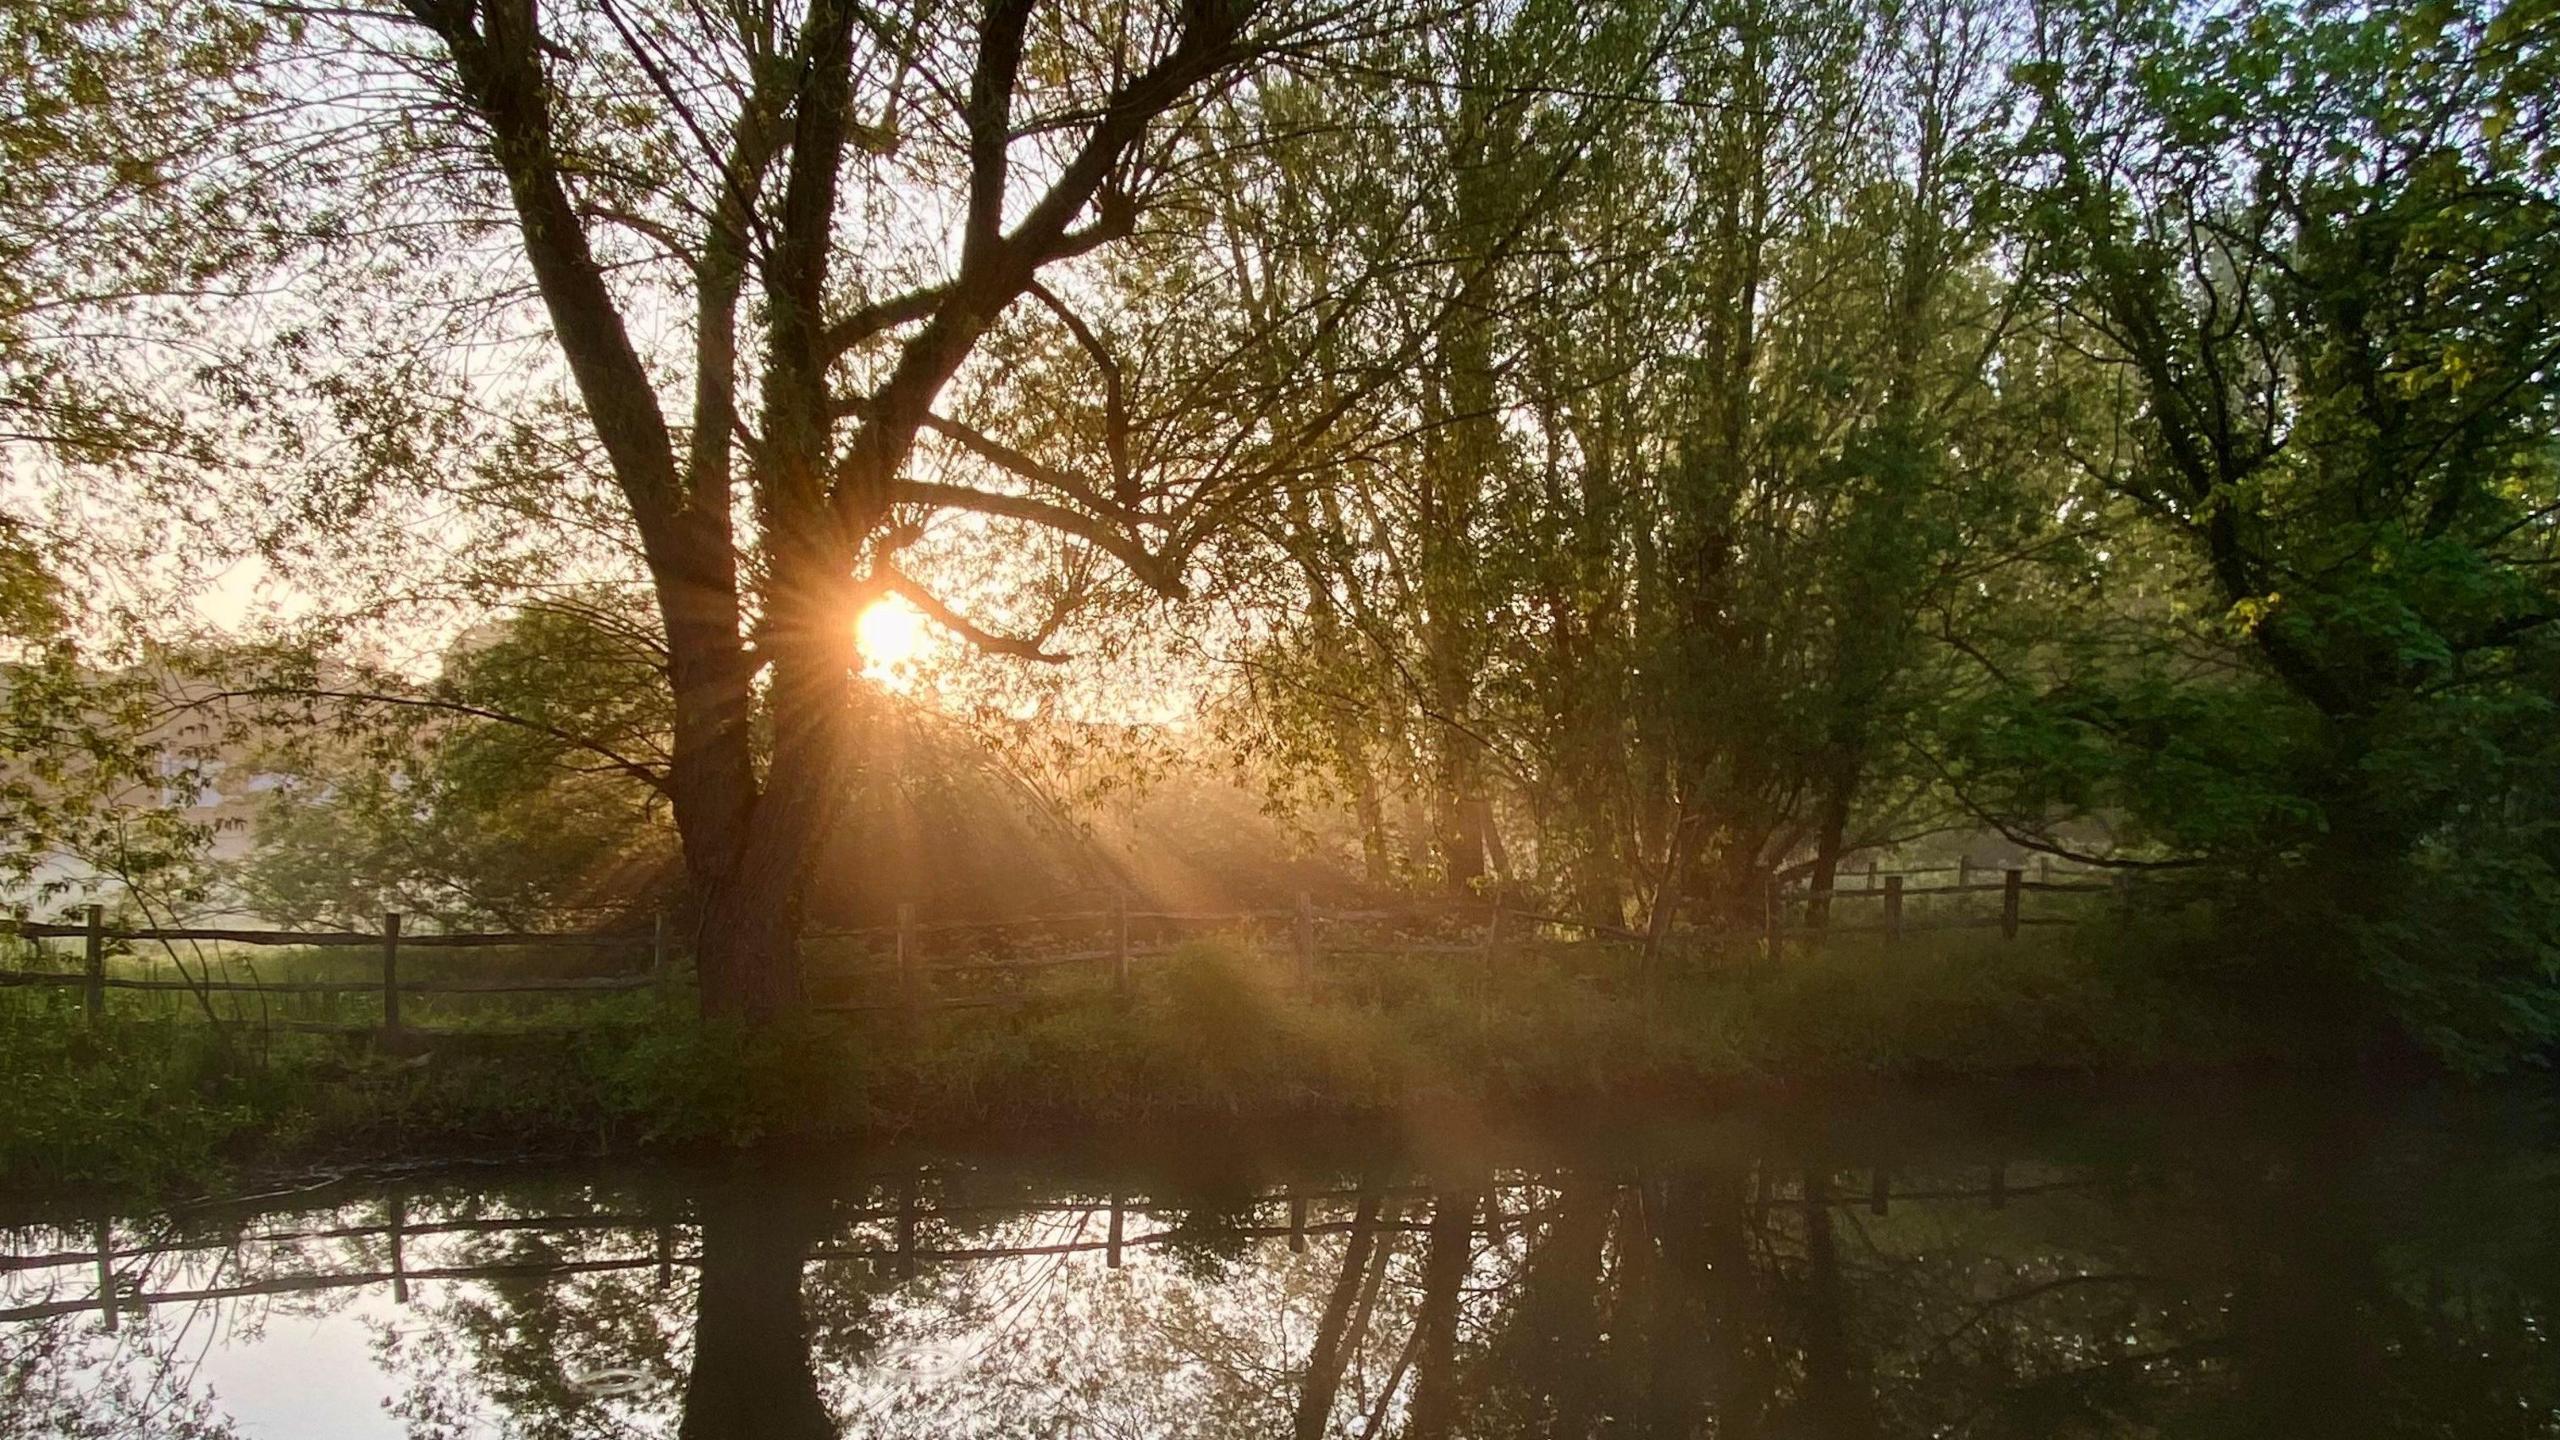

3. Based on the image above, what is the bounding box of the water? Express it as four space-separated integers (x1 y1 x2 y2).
4 1082 2556 1438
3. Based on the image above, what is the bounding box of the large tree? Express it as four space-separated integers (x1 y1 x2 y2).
2002 0 2560 1059
256 0 1377 1017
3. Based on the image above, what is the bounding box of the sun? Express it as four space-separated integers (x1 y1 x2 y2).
855 595 929 681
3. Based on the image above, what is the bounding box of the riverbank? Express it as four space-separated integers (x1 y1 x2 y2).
0 936 2357 1196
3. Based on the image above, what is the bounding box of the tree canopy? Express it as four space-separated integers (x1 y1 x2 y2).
6 0 2559 1063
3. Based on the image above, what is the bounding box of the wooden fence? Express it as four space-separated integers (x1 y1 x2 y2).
0 863 2115 1039
0 904 664 1037
1766 862 2122 953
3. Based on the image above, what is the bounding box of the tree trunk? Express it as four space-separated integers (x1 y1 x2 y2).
1575 870 1624 933
1640 802 1695 985
1434 741 1489 892
691 862 805 1020
1399 786 1437 880
1353 773 1393 887
1333 723 1393 887
1805 764 1857 933
674 603 864 1022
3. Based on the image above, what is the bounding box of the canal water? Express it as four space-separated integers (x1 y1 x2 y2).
3 1081 2555 1437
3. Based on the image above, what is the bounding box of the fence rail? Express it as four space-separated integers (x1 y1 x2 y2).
1 862 2119 1039
0 923 634 947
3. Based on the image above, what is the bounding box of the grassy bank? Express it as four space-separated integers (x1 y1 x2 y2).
0 933 2327 1194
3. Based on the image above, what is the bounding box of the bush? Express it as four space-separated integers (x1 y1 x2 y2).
0 997 316 1188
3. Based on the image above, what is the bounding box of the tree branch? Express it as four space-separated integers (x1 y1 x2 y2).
191 687 673 798
1027 279 1134 498
890 477 1188 598
878 566 1070 661
830 0 1257 533
920 409 1129 520
817 213 1136 361
407 0 688 544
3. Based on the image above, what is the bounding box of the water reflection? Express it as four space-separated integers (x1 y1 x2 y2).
4 1087 2558 1438
681 1180 832 1440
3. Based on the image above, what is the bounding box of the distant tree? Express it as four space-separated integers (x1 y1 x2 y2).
1222 0 2066 933
0 533 213 917
0 516 61 641
236 603 676 928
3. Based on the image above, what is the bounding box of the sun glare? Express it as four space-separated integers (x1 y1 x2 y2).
856 595 930 682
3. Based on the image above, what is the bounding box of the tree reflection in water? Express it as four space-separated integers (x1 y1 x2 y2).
678 1177 834 1440
3 1087 2556 1438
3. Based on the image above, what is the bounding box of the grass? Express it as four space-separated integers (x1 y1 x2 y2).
0 930 2319 1196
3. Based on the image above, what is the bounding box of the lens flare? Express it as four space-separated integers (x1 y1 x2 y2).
856 596 929 680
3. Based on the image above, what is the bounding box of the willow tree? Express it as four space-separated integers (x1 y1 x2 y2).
261 0 1374 1017
3 0 276 477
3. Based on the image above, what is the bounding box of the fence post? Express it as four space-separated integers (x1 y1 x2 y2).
2002 869 2024 940
897 902 919 1019
1883 876 1904 945
1957 856 1972 888
381 912 402 1038
1107 1193 1125 1269
2039 855 2052 883
651 910 670 998
1866 858 1880 891
83 904 104 1023
1293 891 1316 992
1112 891 1131 1006
1289 1193 1308 1254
